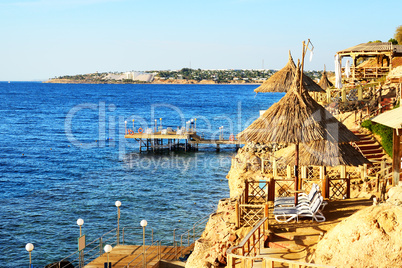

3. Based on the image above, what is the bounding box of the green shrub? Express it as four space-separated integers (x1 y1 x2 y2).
361 120 393 156
361 120 373 131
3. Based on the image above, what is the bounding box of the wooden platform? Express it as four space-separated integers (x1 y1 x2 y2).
125 132 244 152
84 245 182 268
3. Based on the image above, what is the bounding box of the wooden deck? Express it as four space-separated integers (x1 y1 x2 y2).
85 245 182 268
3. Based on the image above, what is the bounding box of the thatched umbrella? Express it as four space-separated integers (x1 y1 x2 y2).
238 63 358 202
254 51 325 93
280 141 370 167
318 65 333 90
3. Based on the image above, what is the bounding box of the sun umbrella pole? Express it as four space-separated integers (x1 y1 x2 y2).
299 41 306 94
294 142 299 205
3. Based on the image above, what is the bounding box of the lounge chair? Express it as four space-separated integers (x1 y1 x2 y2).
273 195 326 223
297 196 326 222
274 184 319 207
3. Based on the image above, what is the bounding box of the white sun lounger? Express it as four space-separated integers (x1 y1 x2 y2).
273 195 326 223
274 183 319 207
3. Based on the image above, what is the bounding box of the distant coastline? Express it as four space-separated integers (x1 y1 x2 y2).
43 78 262 85
44 68 325 85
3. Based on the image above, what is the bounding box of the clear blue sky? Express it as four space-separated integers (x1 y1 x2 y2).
1 0 401 81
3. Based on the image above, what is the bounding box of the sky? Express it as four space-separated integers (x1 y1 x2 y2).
0 0 401 81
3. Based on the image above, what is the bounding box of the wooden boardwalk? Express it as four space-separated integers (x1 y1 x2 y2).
85 245 181 268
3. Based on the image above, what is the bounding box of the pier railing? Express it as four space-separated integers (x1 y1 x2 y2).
172 214 210 258
123 240 161 268
48 228 119 268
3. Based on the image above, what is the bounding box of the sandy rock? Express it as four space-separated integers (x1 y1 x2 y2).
387 65 402 78
313 203 402 268
185 199 237 268
186 239 212 268
387 185 402 206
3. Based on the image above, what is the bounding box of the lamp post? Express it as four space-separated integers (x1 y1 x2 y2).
140 220 147 268
104 244 112 268
160 118 162 131
132 119 135 132
77 219 84 268
154 119 157 133
25 243 34 268
219 126 223 140
77 218 84 236
115 201 121 245
125 121 127 135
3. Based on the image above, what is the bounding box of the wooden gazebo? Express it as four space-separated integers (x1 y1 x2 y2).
371 106 402 186
336 42 402 81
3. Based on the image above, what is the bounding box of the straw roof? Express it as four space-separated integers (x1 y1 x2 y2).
238 68 358 144
254 51 325 93
280 141 371 167
318 67 333 90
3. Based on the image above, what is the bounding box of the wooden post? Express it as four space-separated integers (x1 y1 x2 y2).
381 158 386 178
268 178 275 202
245 180 249 204
376 172 381 193
301 166 307 179
273 158 278 177
261 158 265 174
346 174 351 199
358 87 363 100
342 89 347 103
340 165 346 178
327 88 331 103
363 164 368 180
392 129 401 186
235 202 240 228
263 259 275 268
227 255 233 268
264 203 269 231
287 165 292 179
320 166 329 199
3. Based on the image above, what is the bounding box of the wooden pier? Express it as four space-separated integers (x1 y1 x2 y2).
85 244 187 268
125 131 245 153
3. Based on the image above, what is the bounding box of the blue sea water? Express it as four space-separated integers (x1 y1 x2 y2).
0 82 284 267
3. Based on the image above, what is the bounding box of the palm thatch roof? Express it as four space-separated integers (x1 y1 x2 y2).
238 68 358 144
318 66 333 90
279 141 370 167
254 51 325 93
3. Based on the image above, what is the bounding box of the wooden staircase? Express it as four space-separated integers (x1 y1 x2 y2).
352 130 386 162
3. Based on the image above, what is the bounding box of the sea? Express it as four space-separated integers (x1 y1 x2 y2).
0 82 284 267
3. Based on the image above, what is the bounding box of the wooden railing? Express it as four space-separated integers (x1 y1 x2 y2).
236 180 270 228
328 177 350 200
227 217 268 265
341 67 390 79
227 217 335 268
